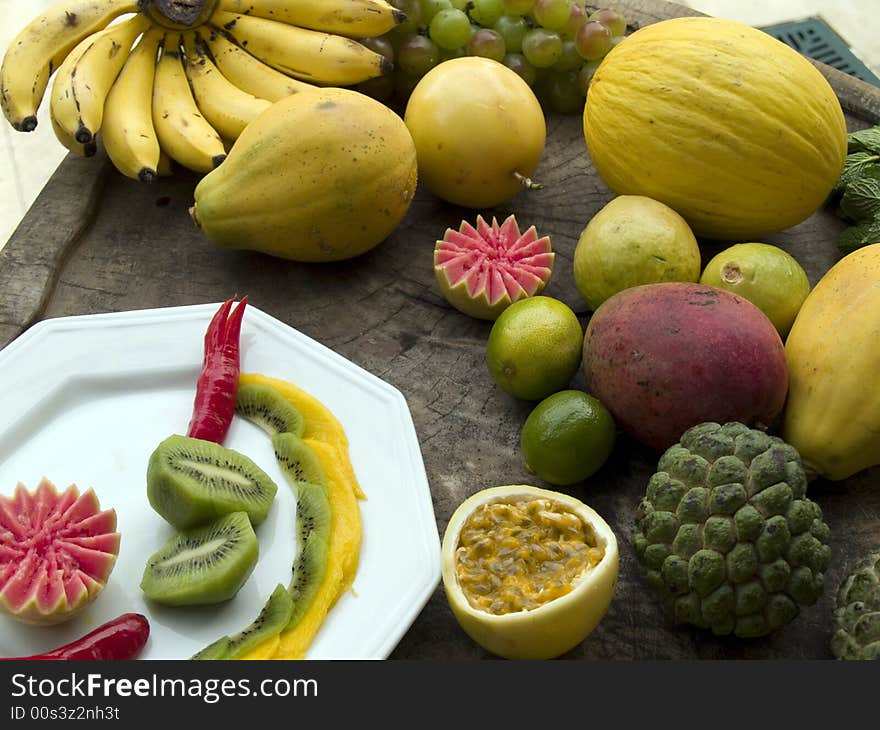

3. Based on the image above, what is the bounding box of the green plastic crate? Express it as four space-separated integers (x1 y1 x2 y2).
761 17 880 88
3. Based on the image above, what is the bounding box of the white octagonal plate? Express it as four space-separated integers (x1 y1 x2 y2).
0 304 440 659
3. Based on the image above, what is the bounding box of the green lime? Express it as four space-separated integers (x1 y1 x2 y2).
486 296 583 401
699 242 810 338
573 195 702 311
521 390 616 485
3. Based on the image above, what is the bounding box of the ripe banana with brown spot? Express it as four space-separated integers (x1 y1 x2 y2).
51 112 97 157
101 27 164 182
181 32 271 141
216 0 405 38
0 0 139 131
50 13 151 147
152 34 227 173
210 10 391 86
202 29 314 102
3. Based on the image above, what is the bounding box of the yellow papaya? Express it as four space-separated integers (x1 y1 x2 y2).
782 243 880 480
190 87 417 262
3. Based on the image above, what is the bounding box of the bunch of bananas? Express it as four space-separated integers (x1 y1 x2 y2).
0 0 402 180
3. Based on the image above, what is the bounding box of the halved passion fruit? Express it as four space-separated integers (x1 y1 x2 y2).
441 485 618 659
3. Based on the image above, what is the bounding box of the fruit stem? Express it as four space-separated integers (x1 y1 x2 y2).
513 171 543 192
141 0 219 29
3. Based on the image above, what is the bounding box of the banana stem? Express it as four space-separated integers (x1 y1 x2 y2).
513 171 543 192
142 0 219 29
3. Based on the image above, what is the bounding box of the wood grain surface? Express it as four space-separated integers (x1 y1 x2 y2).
0 0 878 659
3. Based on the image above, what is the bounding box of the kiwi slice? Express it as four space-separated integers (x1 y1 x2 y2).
272 431 327 486
147 434 278 529
271 433 332 631
140 511 259 606
236 382 305 438
191 583 293 660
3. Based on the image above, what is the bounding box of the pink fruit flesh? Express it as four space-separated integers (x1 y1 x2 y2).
0 479 119 625
434 215 555 320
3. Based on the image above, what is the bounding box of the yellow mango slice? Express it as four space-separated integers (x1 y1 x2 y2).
239 372 366 500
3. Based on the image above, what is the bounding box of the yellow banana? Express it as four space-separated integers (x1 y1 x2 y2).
209 11 390 86
216 0 404 38
0 0 139 131
181 32 271 141
101 27 163 182
152 34 226 173
50 112 97 157
202 29 314 102
50 14 151 146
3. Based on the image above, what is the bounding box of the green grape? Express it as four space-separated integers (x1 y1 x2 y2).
420 0 452 26
560 2 586 39
503 52 537 86
552 38 581 72
469 0 505 26
545 69 583 113
449 0 471 8
577 59 600 96
493 14 529 53
397 33 441 76
589 6 627 37
521 27 562 68
467 27 506 61
430 8 473 49
501 0 534 14
359 35 395 61
532 0 570 31
574 19 611 60
389 0 422 36
439 45 468 61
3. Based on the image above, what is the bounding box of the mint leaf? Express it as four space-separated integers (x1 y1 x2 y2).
839 175 880 222
847 125 880 155
835 150 880 192
838 218 880 253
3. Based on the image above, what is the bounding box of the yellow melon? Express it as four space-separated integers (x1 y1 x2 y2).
583 17 847 240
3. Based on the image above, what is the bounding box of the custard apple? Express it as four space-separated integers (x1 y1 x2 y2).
830 552 880 660
633 422 832 638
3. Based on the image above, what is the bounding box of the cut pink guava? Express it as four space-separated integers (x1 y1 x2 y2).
0 479 120 626
434 215 555 320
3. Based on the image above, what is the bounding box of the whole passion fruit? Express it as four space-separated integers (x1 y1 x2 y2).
404 57 546 208
441 485 618 659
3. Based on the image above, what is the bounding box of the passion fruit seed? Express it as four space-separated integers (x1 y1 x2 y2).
455 496 604 615
434 214 555 320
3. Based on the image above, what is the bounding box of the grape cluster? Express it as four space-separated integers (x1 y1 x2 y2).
355 1 627 113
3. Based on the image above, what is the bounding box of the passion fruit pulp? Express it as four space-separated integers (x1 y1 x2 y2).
441 485 618 659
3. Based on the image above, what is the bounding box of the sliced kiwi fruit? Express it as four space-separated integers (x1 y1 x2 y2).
236 382 305 438
147 434 278 529
272 432 332 631
272 431 327 486
191 583 293 660
140 511 259 606
191 636 232 660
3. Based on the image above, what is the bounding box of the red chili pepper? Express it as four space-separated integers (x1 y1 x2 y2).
3 613 150 660
187 295 248 444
